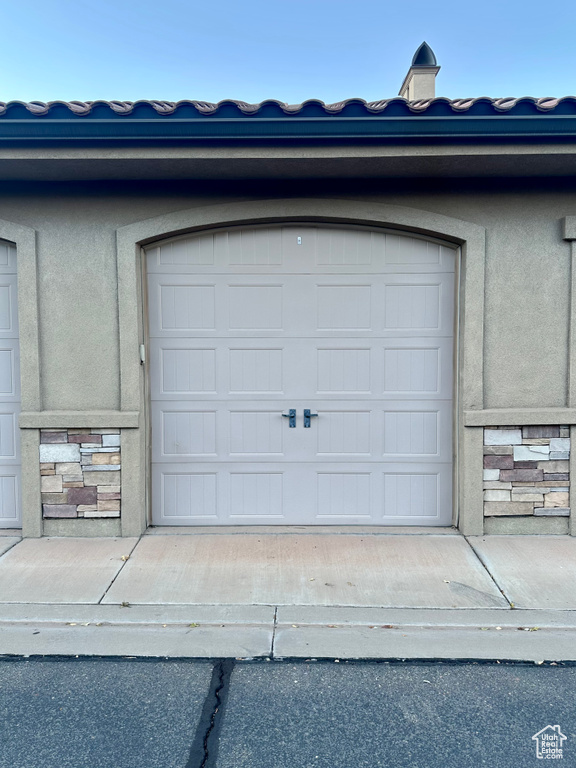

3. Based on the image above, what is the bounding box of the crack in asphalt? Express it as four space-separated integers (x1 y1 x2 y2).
186 659 234 768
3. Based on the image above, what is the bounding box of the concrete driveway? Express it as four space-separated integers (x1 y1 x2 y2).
0 530 575 660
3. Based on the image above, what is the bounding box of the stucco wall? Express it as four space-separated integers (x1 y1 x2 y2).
2 178 575 536
378 185 571 410
1 187 239 411
0 180 571 413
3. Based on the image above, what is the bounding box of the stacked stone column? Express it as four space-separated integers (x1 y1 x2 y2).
40 430 121 518
483 426 570 518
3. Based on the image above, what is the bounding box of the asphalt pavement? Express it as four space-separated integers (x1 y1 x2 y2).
0 657 574 768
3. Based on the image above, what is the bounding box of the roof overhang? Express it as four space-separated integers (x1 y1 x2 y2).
0 97 575 180
0 143 575 181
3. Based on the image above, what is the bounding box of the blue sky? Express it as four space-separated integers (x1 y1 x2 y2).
1 0 575 104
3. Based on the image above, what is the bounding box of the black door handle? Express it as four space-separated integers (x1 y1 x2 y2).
303 409 318 428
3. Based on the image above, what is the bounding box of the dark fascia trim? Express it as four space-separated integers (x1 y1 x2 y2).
0 115 575 144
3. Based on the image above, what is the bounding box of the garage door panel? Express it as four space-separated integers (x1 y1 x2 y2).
229 411 284 456
0 243 19 527
153 403 293 462
155 469 218 522
315 226 375 266
160 282 216 331
150 339 222 399
0 286 12 333
382 338 452 398
384 346 440 395
383 411 438 457
385 285 439 330
155 409 217 458
0 346 19 399
225 277 310 336
0 242 17 272
227 228 285 266
381 401 452 461
385 234 438 267
153 464 299 524
316 411 372 456
152 339 293 400
152 460 453 525
148 227 287 273
222 466 305 522
148 227 455 275
0 472 19 523
229 472 285 519
153 338 398 401
316 347 372 394
0 411 18 461
157 345 217 396
316 472 373 519
147 234 217 269
148 276 214 335
228 285 284 330
382 273 453 335
229 347 284 394
154 403 451 464
226 342 291 398
0 277 18 337
316 284 373 330
382 465 452 522
150 273 454 340
148 226 455 526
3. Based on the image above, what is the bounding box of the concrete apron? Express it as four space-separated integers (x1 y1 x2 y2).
0 531 575 661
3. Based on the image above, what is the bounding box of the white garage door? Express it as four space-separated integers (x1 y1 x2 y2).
147 225 455 526
0 241 20 527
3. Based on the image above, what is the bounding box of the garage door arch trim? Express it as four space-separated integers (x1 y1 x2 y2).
116 199 486 534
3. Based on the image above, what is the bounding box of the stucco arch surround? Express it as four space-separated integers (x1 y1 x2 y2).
116 199 486 536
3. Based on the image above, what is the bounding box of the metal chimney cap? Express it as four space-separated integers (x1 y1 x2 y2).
411 42 438 67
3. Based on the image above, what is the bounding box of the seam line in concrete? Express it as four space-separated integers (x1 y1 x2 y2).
97 536 142 605
0 538 22 560
464 536 513 609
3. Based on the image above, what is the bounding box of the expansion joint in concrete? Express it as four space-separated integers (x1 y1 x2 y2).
96 536 141 604
465 537 514 608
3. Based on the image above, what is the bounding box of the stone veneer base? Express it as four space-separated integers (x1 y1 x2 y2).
43 518 122 537
40 429 121 519
483 426 570 524
484 516 570 535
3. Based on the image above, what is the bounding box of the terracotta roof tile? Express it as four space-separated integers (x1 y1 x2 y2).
0 96 574 118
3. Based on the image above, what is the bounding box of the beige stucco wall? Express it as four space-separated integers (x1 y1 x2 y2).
2 179 574 535
0 182 571 411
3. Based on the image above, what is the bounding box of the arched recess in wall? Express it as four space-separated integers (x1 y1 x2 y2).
115 199 487 534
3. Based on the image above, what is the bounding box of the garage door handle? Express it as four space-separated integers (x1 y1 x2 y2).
303 409 318 428
282 409 296 428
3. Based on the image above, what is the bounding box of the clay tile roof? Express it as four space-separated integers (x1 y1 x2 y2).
0 96 574 118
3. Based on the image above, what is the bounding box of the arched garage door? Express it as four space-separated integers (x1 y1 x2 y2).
0 240 20 527
146 225 455 526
